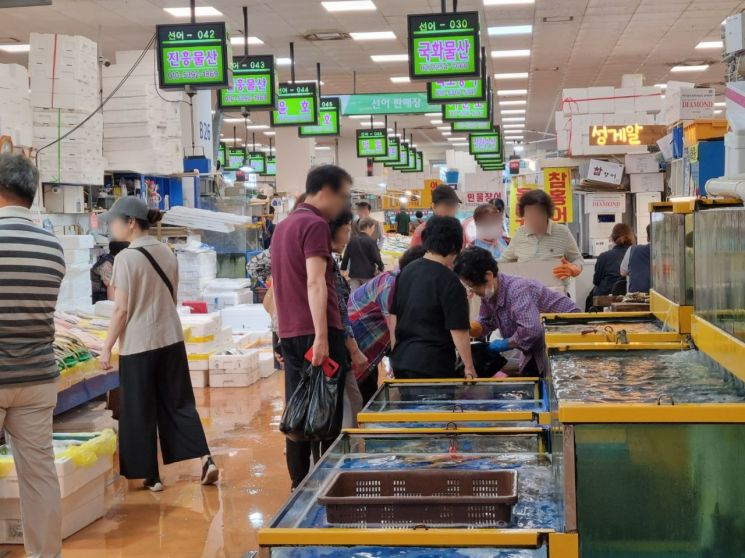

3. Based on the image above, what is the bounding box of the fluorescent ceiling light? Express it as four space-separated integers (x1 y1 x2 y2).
223 138 244 143
501 109 526 114
505 135 524 140
350 31 395 40
497 89 528 96
494 72 529 79
488 25 532 36
654 83 667 89
315 146 332 150
425 112 442 116
442 132 452 136
512 145 525 152
0 44 30 53
696 40 723 49
447 137 462 141
503 124 524 128
295 79 325 85
499 100 527 106
322 1 376 11
224 117 249 123
276 58 292 66
437 126 451 130
484 0 534 5
263 131 276 136
491 49 530 58
502 117 526 122
231 37 264 46
714 109 723 114
371 121 385 126
371 54 408 62
164 6 223 17
431 119 443 125
452 143 469 146
246 125 270 130
349 115 371 119
714 101 726 107
390 76 411 83
671 64 709 72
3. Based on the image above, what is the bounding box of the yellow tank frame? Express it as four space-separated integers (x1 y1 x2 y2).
691 314 745 383
650 289 693 334
542 312 684 345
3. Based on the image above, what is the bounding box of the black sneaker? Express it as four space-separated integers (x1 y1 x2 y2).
201 457 219 485
144 478 164 492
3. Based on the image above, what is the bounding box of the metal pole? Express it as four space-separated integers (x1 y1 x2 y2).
370 115 374 129
353 71 357 94
242 6 249 57
269 137 273 157
252 132 256 152
453 0 458 12
244 117 248 150
289 42 296 83
317 62 322 98
190 0 195 23
441 0 446 13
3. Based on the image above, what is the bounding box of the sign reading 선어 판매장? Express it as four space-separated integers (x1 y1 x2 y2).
589 124 667 146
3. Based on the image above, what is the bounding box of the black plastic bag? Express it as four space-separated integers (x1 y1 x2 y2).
304 364 343 441
457 342 508 378
279 365 312 442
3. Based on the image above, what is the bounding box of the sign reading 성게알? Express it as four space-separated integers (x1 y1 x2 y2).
156 22 232 90
271 83 319 127
589 124 667 146
218 55 275 109
408 12 480 80
356 129 388 158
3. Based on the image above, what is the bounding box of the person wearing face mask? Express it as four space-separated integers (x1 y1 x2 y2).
455 246 579 376
470 202 509 259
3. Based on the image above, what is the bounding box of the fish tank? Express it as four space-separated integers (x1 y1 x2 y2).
650 211 694 306
541 313 680 344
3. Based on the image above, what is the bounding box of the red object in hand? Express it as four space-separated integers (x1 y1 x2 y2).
182 300 208 314
304 348 340 378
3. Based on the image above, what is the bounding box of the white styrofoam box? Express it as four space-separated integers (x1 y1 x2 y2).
258 352 275 378
561 88 589 115
181 312 222 338
587 87 615 114
630 172 664 193
0 473 105 544
94 300 114 317
725 13 745 54
663 87 715 124
204 278 252 291
584 159 625 185
622 74 644 88
209 350 259 372
634 86 663 113
220 304 272 331
57 235 95 250
43 184 64 213
202 290 253 312
210 370 259 388
634 192 662 212
657 133 674 161
0 64 29 91
188 356 210 372
613 87 636 114
555 111 570 151
63 186 85 213
190 369 209 388
590 238 612 257
63 249 91 265
624 153 660 174
185 326 232 355
588 213 622 238
56 297 94 313
725 131 745 176
584 193 626 214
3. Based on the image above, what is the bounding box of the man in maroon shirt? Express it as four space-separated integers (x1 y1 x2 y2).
271 164 352 488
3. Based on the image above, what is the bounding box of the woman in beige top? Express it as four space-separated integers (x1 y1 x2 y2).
100 197 218 491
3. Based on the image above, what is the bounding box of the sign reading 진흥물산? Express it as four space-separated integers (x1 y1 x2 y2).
156 22 232 90
408 11 480 80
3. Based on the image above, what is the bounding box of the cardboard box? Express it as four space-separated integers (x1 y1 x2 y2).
584 159 625 185
585 193 626 214
624 153 660 174
634 192 662 212
630 172 665 193
663 87 715 124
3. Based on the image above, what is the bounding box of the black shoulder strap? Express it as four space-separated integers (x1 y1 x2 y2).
131 247 174 298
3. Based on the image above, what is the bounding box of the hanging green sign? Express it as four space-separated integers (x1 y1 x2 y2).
271 83 319 126
224 147 245 170
217 143 226 168
218 55 275 109
408 12 480 80
374 136 400 163
428 79 485 103
247 151 266 173
385 143 409 168
452 120 493 132
299 97 340 137
263 156 276 176
443 101 490 121
356 129 388 158
338 93 440 115
470 130 502 156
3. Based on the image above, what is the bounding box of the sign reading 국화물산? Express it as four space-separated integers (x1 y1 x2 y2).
408 12 480 80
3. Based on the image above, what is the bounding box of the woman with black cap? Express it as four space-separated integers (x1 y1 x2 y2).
99 197 218 492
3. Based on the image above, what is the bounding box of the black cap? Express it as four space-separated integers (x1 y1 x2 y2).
432 185 461 205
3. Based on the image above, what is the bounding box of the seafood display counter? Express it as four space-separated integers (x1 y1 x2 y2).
257 429 578 558
547 344 745 558
541 312 683 345
357 378 549 428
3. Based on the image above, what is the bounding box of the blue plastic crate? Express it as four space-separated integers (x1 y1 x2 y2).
690 140 724 196
672 125 685 159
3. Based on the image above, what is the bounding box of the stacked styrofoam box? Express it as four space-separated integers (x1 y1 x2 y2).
584 193 626 257
29 33 103 186
624 152 665 194
0 64 32 147
209 349 260 387
0 433 112 543
102 50 183 174
176 246 217 302
258 351 276 379
202 278 253 312
56 235 94 312
220 304 272 332
633 192 661 244
662 85 715 125
180 312 231 385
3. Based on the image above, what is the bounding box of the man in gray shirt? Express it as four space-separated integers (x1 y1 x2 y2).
0 154 63 557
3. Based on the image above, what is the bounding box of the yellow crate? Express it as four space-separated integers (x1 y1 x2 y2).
683 119 728 146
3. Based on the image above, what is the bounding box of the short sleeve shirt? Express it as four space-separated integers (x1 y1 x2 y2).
271 203 343 338
110 236 184 356
390 258 470 377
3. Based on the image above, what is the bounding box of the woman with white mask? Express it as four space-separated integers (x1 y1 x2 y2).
470 202 509 259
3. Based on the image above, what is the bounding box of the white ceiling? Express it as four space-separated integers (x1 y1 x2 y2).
0 0 741 153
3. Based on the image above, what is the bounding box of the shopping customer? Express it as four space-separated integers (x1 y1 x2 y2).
394 205 411 235
272 165 352 489
341 216 385 290
591 223 634 304
410 185 465 247
621 224 652 293
500 189 583 282
348 245 426 403
99 197 218 491
470 202 509 259
454 246 580 376
353 201 383 245
0 154 64 558
390 216 477 379
91 240 129 303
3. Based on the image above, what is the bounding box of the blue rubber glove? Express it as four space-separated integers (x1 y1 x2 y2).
487 338 511 354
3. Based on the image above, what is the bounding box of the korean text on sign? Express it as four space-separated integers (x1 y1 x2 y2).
542 167 573 224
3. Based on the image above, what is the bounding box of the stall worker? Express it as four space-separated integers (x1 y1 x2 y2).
454 246 580 376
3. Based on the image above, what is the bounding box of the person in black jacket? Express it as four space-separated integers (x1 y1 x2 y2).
587 223 634 310
342 216 385 290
